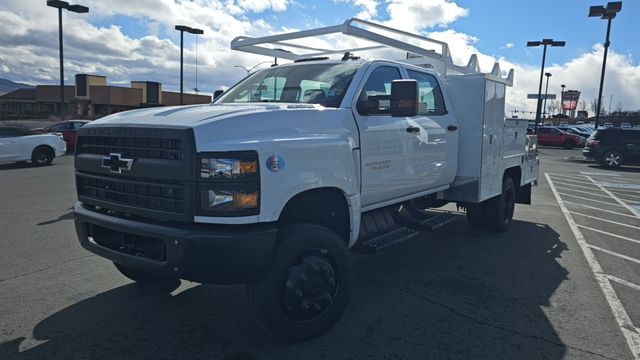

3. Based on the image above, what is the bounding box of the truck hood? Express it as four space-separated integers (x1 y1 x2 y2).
87 103 322 128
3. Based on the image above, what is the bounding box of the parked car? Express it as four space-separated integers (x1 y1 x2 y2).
603 122 614 128
583 128 640 168
621 123 632 128
535 127 584 149
560 127 589 141
33 120 90 150
0 126 67 166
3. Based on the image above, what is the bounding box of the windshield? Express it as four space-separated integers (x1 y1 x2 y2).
216 63 361 108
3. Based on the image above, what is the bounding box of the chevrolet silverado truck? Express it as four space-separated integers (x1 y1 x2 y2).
73 19 538 341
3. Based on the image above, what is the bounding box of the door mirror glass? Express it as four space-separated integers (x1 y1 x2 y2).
390 80 418 117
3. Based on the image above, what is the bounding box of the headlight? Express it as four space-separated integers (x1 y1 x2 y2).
200 158 258 179
200 189 259 212
198 151 260 216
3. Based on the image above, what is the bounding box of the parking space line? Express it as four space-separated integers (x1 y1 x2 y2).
546 173 640 358
580 171 621 177
609 191 640 200
548 176 593 186
578 225 640 245
558 193 624 207
607 275 640 293
555 182 606 192
586 176 640 218
556 187 619 199
566 202 640 219
597 177 640 185
589 244 640 265
569 211 640 230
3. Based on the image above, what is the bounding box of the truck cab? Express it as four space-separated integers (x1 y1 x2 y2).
73 18 538 341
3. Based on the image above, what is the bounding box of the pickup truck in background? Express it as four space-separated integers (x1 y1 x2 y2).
72 19 539 341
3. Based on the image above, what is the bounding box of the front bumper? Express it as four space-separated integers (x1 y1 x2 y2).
55 140 67 157
73 202 277 284
582 148 600 160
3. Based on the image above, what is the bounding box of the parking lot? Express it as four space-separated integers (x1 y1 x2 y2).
1 147 639 360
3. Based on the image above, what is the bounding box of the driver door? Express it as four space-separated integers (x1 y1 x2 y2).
352 64 415 208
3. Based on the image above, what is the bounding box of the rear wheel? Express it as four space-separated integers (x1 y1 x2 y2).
601 150 623 169
563 139 575 149
31 146 54 166
247 224 353 341
467 177 516 232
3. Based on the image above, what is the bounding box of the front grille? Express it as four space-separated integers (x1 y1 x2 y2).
77 174 185 214
87 223 166 261
77 136 184 160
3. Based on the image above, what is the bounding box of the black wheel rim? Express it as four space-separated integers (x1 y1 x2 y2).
281 249 339 323
35 150 49 164
503 188 515 224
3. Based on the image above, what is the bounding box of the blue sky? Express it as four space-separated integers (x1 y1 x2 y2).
0 0 638 112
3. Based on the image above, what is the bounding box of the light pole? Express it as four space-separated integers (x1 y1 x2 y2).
234 61 273 75
47 1 89 116
543 72 552 118
175 25 204 105
527 39 565 131
589 1 622 129
560 84 566 115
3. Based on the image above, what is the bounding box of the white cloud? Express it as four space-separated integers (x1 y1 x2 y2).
505 43 514 49
0 0 638 114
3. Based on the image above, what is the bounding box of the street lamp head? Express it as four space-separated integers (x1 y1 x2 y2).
589 2 622 19
68 4 89 13
175 25 191 32
528 39 565 47
527 41 542 47
551 41 566 47
189 28 204 35
545 72 552 77
47 0 69 9
175 25 204 34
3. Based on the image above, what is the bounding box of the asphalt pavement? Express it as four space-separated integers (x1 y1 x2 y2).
1 147 639 360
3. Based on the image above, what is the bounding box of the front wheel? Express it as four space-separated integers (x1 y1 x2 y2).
31 146 54 166
247 224 353 341
601 150 623 168
563 140 575 149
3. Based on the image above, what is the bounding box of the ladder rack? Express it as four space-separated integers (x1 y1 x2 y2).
231 18 513 86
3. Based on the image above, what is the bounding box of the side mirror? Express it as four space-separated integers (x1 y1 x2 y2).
213 89 224 100
390 79 418 117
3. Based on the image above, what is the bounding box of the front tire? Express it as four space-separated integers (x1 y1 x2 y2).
601 150 623 169
248 224 353 341
563 139 575 149
31 146 54 166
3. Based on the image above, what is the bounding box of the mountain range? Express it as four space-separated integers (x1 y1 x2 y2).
0 78 34 94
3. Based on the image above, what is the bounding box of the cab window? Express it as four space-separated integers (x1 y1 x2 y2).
357 66 401 115
406 70 446 115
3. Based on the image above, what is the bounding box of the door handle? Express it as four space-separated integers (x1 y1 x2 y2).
447 125 458 131
406 126 420 133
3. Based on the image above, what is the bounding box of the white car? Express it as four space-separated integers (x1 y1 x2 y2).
0 126 67 166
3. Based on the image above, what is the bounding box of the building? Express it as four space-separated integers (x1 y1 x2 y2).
0 74 211 120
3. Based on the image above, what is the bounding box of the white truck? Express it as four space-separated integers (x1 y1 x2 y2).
73 19 538 341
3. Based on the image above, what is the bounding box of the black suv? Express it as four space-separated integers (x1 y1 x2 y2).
583 128 640 168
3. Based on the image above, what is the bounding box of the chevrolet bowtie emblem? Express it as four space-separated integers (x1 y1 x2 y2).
101 153 134 174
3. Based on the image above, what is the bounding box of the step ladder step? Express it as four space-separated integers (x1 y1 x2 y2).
352 226 420 254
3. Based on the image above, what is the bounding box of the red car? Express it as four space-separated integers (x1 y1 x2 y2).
533 127 584 149
33 120 91 150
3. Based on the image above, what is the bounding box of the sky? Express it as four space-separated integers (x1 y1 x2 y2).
0 0 638 114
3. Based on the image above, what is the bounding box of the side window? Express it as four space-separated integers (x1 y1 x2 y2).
49 123 71 131
406 70 446 115
72 122 85 130
538 128 550 134
357 66 401 115
0 129 19 137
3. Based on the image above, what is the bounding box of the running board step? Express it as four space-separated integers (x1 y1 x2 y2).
422 213 457 231
352 226 420 254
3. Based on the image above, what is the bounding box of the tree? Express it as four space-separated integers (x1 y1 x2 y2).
615 102 623 113
547 100 559 116
590 98 602 116
580 100 587 111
